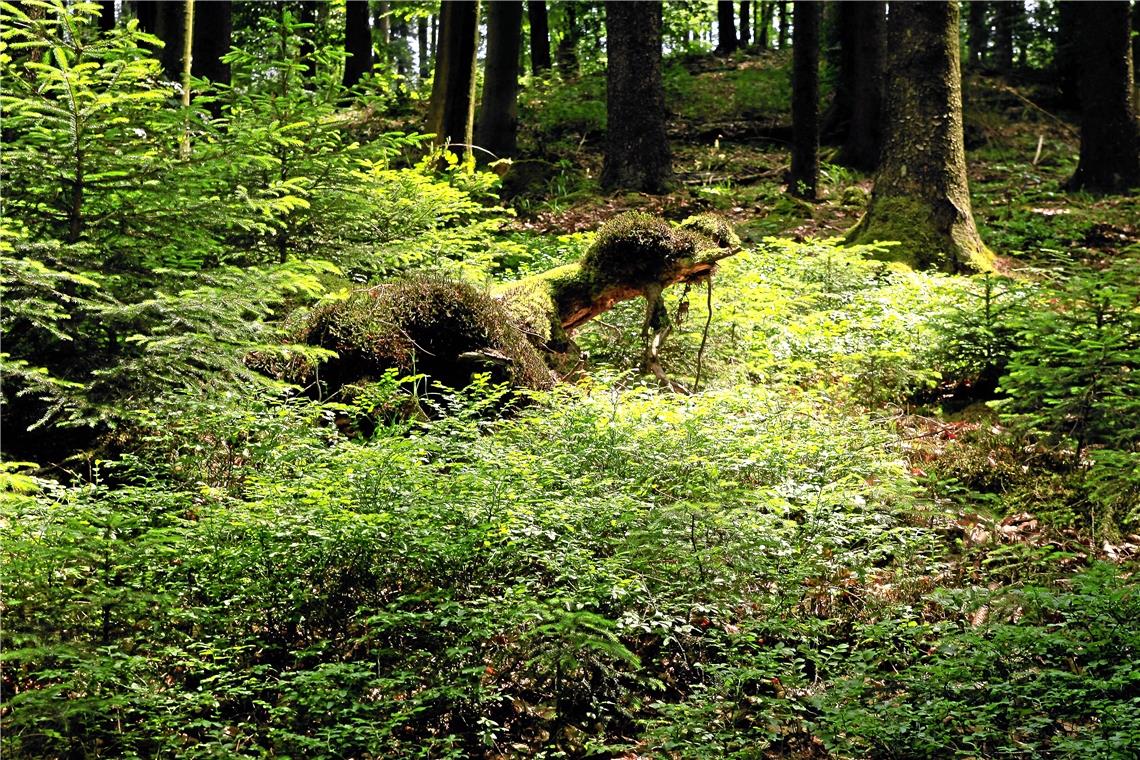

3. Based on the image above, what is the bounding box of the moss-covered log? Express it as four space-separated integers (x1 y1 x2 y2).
281 213 738 399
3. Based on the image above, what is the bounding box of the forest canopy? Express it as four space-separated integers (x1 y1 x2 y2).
2 1 1139 757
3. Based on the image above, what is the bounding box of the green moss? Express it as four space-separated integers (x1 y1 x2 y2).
846 196 993 274
294 275 553 395
581 212 724 288
678 213 742 249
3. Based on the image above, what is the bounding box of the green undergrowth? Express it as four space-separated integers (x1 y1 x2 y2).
6 236 1139 757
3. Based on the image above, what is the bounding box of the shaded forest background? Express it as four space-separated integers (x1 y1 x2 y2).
2 1 1139 757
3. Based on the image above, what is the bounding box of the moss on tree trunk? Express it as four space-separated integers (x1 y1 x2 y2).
846 1 992 274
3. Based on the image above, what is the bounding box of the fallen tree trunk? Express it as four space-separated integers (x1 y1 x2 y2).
283 212 739 399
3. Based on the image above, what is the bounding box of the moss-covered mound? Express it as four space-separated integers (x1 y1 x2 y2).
581 212 722 288
293 276 553 396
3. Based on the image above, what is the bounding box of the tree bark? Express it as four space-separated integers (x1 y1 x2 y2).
426 0 481 152
476 0 524 159
343 0 372 88
602 1 671 193
528 0 552 74
788 0 819 199
716 1 737 54
967 1 988 68
192 0 231 85
846 1 991 273
1066 1 1139 193
739 1 751 47
837 1 885 171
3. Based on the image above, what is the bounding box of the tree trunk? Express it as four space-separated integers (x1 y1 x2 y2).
140 0 186 82
837 1 885 171
716 0 737 54
476 0 524 159
1055 1 1080 110
993 1 1015 73
820 0 855 143
426 0 481 152
757 1 774 50
192 0 231 85
739 1 751 47
343 0 372 88
556 2 579 73
97 0 115 31
777 1 789 49
377 0 391 54
1133 0 1140 82
967 1 988 68
788 0 819 199
134 1 157 33
602 1 670 193
528 0 552 74
846 1 991 273
1066 2 1139 193
418 15 430 79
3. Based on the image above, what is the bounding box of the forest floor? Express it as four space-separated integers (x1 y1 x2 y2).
6 48 1139 759
508 52 1139 269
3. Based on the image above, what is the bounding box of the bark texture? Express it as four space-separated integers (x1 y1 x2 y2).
1066 1 1139 193
601 1 671 193
847 1 991 273
788 0 819 199
836 1 885 171
342 0 372 88
1055 1 1080 110
476 0 524 159
528 0 552 74
739 1 751 47
426 0 481 150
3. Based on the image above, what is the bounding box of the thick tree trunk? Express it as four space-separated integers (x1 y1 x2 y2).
134 1 157 33
426 0 481 151
1133 1 1140 81
476 0 524 159
788 0 819 199
528 0 552 74
1066 2 1139 193
601 1 671 193
192 0 231 85
967 1 988 68
847 1 991 273
342 0 372 88
837 1 885 171
739 1 751 47
716 1 737 54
